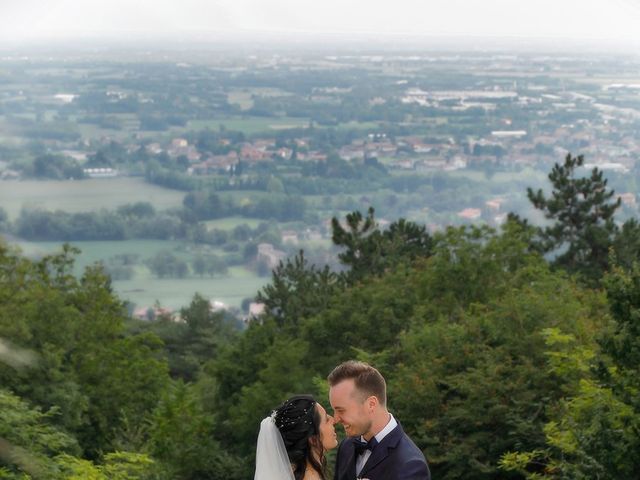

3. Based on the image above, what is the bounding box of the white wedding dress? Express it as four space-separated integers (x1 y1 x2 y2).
254 415 295 480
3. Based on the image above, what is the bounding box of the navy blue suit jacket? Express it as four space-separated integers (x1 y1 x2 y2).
333 422 430 480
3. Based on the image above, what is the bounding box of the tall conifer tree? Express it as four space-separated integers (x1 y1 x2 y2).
527 153 620 283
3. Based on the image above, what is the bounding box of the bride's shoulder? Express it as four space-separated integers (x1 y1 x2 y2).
302 469 323 480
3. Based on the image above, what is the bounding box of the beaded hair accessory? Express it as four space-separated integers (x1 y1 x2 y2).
274 397 316 429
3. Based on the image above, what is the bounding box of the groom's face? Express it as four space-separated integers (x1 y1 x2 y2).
329 379 372 438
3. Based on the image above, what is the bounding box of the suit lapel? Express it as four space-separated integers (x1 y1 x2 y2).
340 438 358 480
358 424 402 477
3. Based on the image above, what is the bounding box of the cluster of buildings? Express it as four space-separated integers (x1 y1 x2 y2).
131 297 266 323
127 82 640 184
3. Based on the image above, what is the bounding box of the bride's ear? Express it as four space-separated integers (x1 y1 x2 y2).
308 434 322 451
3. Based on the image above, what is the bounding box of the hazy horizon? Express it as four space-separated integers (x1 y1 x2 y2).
2 33 640 57
2 0 640 54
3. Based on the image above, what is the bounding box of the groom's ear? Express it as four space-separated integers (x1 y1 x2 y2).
366 395 379 412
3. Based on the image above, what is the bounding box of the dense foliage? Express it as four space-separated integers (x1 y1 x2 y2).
2 156 640 479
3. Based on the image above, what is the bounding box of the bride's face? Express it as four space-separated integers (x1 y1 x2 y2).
315 403 338 451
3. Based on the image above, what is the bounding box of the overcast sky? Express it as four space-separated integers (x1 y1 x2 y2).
2 0 640 48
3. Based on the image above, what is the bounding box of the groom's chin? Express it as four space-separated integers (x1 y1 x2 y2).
342 426 356 437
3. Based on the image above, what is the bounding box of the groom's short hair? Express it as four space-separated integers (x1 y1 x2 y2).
328 360 387 407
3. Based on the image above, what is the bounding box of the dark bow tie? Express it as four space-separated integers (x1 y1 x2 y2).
354 437 378 456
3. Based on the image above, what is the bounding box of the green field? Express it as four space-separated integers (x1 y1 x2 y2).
0 178 185 220
13 239 191 268
74 123 123 139
227 91 255 110
335 120 379 130
203 216 264 230
115 266 266 310
447 167 547 184
0 110 376 144
9 238 267 309
187 116 310 134
227 87 293 112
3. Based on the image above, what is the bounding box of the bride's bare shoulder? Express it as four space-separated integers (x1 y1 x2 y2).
302 469 323 480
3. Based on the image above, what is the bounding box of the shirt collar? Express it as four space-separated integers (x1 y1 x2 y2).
360 413 397 444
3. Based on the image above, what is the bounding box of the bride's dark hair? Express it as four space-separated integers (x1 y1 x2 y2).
274 394 326 480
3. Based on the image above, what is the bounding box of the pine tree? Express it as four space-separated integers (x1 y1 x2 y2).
331 207 433 282
527 153 620 283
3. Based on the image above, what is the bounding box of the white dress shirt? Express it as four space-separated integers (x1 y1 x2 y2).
355 413 398 476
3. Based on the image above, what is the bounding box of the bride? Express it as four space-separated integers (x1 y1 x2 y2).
255 394 338 480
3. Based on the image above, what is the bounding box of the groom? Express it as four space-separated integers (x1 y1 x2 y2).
328 361 430 480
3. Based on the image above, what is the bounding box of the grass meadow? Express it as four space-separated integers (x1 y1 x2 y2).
10 238 267 310
0 110 378 146
115 266 266 311
0 178 305 310
227 87 296 110
445 166 548 184
203 216 264 230
0 178 185 220
187 116 310 134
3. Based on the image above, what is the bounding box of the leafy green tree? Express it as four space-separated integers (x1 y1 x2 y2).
611 218 640 271
205 255 228 277
183 192 228 220
116 203 156 218
75 331 169 455
0 384 156 479
192 255 206 277
147 382 244 480
145 251 189 278
500 263 640 479
255 250 343 328
129 293 239 381
207 319 280 444
0 242 169 457
301 264 420 373
266 176 285 193
499 332 637 480
31 154 85 180
226 337 315 456
0 389 80 478
178 293 237 378
390 258 605 480
54 452 157 480
213 220 567 475
0 244 91 433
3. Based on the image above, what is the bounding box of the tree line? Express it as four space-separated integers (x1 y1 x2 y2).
4 200 290 244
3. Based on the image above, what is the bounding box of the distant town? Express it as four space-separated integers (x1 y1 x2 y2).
1 49 639 313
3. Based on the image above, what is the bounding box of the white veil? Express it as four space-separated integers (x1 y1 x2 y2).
254 414 295 480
